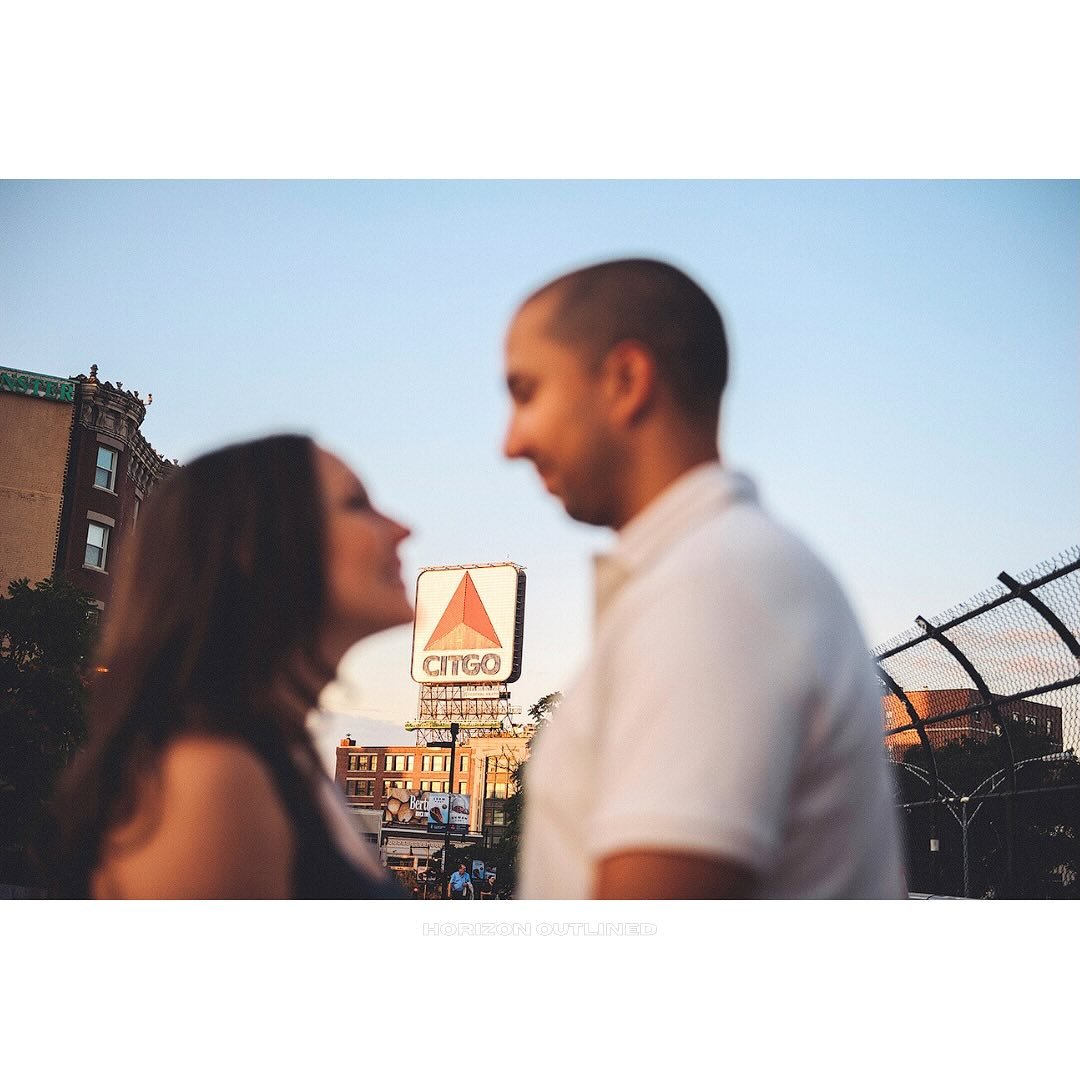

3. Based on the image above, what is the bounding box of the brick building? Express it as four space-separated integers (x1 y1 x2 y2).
333 732 531 883
883 687 1063 761
0 363 175 608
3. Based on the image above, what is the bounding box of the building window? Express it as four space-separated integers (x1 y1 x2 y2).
458 781 468 794
382 754 413 772
459 755 468 772
95 445 118 491
85 522 110 570
345 779 375 798
383 779 409 796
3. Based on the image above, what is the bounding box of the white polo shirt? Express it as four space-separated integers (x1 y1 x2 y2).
518 464 905 899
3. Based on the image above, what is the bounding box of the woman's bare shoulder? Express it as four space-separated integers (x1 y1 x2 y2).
93 733 296 899
160 733 284 796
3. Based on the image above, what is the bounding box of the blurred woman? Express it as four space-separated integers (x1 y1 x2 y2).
53 434 411 898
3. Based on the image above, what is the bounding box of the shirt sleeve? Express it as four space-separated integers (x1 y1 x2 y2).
587 556 812 876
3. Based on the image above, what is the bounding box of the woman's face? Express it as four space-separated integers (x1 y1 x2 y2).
316 448 413 646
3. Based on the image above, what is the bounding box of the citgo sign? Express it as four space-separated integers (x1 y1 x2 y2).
410 563 525 684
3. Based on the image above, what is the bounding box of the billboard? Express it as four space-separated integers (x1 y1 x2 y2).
383 790 422 827
424 792 470 834
383 790 470 834
411 563 525 684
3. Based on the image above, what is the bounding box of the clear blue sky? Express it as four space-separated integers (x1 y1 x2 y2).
2 180 1077 753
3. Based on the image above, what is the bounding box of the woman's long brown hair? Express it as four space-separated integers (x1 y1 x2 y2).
51 433 332 895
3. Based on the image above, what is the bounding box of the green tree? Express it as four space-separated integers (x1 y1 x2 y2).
527 692 563 726
0 576 98 888
497 691 562 894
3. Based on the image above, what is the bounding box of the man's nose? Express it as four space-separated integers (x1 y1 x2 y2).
502 418 524 460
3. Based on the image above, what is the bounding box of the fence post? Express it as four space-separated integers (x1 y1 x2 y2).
878 665 943 893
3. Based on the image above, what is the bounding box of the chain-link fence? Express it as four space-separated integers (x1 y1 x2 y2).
874 547 1080 898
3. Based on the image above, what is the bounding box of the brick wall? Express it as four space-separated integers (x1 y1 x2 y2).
0 392 74 591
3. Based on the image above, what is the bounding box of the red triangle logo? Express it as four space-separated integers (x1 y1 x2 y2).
425 571 502 651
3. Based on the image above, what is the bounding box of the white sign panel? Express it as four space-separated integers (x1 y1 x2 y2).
425 792 470 834
411 564 525 684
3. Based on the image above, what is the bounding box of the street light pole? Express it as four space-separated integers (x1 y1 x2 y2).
899 753 1077 897
961 798 970 898
955 752 1073 897
430 722 460 897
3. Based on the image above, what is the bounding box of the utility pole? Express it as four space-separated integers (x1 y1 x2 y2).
430 722 460 896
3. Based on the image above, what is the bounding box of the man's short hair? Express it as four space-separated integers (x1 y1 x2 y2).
527 258 728 421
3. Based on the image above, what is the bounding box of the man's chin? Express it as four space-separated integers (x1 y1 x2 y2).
535 471 610 526
560 494 612 528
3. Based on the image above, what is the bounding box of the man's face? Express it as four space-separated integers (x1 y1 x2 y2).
503 296 623 527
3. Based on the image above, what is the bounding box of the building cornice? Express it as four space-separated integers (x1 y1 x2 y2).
72 365 177 491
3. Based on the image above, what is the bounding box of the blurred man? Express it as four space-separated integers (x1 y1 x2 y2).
503 258 905 899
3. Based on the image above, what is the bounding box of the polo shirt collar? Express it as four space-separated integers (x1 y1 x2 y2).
593 463 757 617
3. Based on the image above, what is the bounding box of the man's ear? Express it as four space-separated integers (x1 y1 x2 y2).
601 339 657 425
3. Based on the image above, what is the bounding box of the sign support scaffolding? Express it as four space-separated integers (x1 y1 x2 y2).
407 683 524 745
